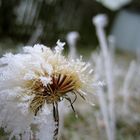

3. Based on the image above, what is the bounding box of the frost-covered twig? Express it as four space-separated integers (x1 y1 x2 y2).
93 14 115 140
97 87 112 140
66 31 79 59
92 52 112 140
122 61 136 113
108 35 115 67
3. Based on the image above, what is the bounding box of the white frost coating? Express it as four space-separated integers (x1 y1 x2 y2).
24 71 36 80
40 76 52 86
55 40 65 53
35 104 55 140
42 63 53 75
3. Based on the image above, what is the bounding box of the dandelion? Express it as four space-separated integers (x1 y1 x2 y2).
0 40 96 140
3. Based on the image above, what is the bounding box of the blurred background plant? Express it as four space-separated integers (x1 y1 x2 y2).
0 0 140 140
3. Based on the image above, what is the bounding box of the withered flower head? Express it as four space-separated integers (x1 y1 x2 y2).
0 40 96 140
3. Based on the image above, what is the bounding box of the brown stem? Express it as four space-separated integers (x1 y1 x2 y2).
53 102 59 140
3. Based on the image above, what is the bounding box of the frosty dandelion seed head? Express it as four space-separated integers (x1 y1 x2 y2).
0 41 96 140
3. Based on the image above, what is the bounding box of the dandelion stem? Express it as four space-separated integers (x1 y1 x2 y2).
53 102 59 140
